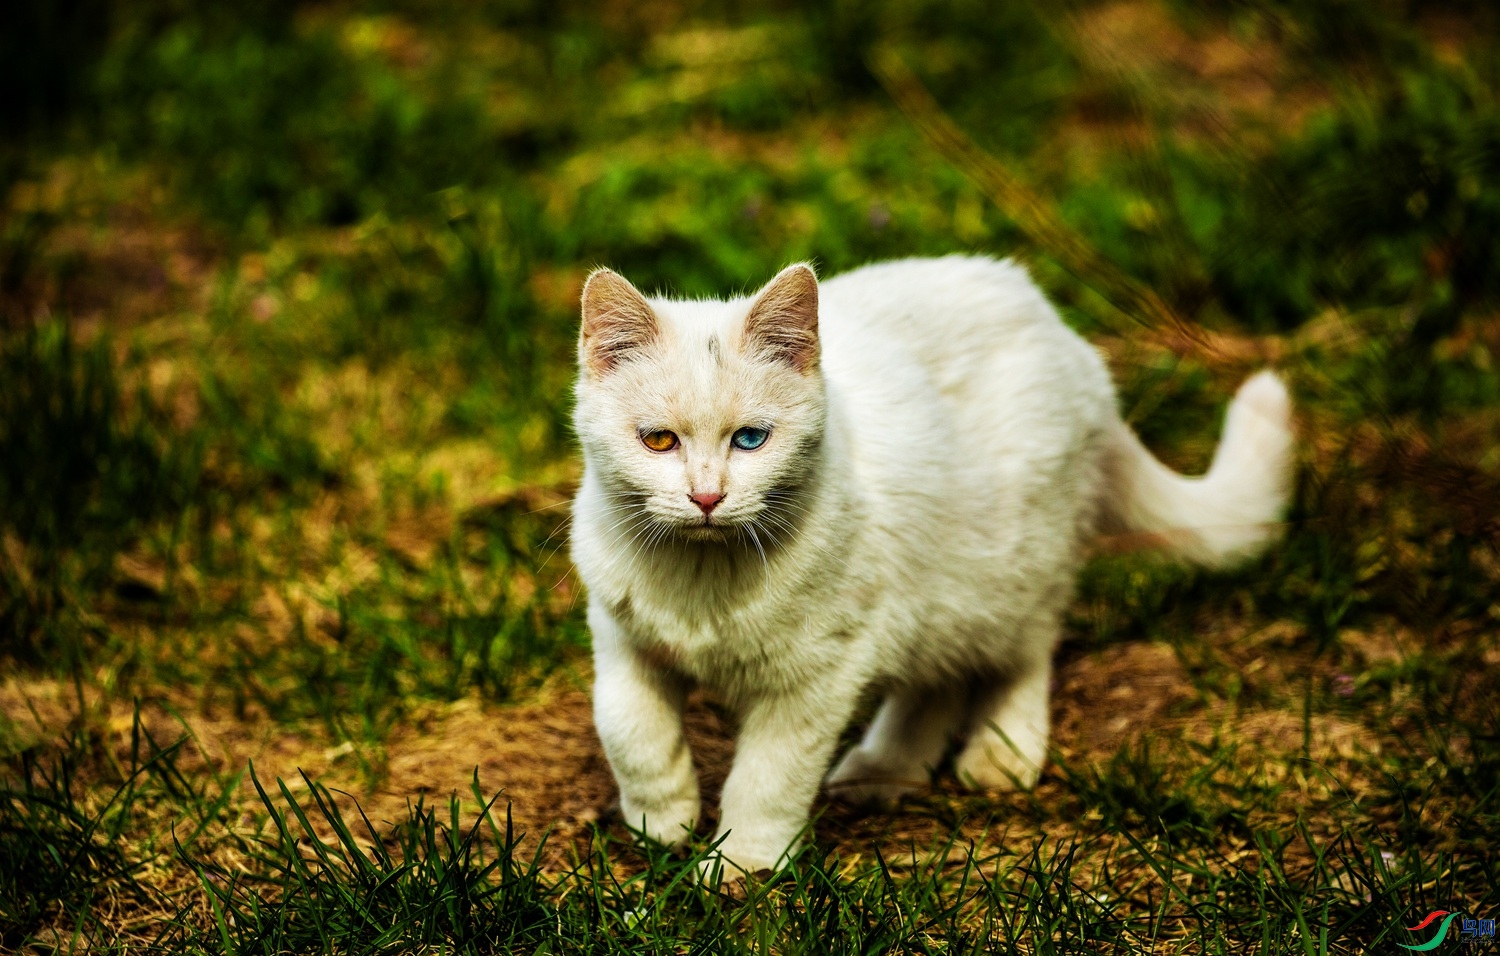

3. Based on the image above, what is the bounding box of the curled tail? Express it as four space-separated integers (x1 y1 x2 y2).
1100 370 1295 569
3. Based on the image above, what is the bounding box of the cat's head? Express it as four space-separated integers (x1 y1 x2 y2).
573 264 826 541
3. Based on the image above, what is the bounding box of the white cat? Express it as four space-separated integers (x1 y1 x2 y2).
569 255 1293 878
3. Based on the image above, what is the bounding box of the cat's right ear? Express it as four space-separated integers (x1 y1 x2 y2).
579 268 659 377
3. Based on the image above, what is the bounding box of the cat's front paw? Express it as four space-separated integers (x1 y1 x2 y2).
824 745 929 808
696 841 786 890
619 794 700 848
696 855 773 894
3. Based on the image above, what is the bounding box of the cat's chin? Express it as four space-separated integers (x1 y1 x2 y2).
671 521 735 543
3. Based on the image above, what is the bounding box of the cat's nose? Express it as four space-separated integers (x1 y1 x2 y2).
689 492 724 515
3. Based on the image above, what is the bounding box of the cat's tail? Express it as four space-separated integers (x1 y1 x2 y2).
1098 370 1295 569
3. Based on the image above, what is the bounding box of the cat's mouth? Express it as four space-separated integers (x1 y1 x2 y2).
665 512 738 540
680 516 729 536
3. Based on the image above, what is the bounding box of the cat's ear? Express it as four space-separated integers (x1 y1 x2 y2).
579 268 660 376
744 263 819 373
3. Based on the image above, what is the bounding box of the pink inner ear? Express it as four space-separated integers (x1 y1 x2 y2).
745 265 819 373
580 269 658 374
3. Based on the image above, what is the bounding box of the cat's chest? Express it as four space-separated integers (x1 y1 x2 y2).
613 582 849 691
623 589 783 661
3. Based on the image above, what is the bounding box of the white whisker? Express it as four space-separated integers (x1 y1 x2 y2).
742 522 772 596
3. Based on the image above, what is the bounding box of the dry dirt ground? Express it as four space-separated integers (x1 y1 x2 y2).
1 626 1382 878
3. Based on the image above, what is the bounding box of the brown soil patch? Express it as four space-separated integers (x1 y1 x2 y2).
1067 0 1330 146
2 630 1377 876
3 165 220 333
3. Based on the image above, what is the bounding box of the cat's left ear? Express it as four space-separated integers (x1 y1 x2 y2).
744 263 819 374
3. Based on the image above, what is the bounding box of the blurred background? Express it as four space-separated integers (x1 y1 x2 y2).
1 0 1498 947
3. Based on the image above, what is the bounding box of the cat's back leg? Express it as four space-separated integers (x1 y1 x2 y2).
824 686 967 808
954 615 1059 791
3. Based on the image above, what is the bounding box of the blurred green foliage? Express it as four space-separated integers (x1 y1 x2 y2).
0 324 196 662
0 0 1495 719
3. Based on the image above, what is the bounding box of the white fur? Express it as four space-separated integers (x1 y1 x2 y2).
570 255 1294 877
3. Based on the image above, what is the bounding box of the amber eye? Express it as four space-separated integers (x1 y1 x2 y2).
640 429 679 452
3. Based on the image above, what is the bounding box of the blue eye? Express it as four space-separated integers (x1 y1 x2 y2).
732 427 769 450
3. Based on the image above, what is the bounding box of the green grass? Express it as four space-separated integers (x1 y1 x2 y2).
6 704 1490 951
2 0 1498 950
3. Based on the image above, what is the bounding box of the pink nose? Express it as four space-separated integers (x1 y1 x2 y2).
690 492 724 515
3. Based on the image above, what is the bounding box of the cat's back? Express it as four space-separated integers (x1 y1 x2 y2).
818 254 1111 431
820 255 1101 392
808 255 1115 666
819 254 1042 336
